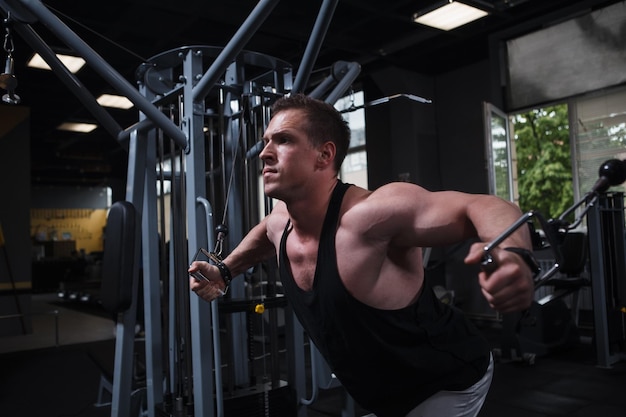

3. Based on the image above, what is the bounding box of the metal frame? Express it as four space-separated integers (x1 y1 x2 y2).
587 193 626 368
482 185 626 368
0 0 362 416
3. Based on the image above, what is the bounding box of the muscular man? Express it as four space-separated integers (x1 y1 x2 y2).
189 93 535 417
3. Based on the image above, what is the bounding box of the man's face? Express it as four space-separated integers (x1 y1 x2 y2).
259 109 319 201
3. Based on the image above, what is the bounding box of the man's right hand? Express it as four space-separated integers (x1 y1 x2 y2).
189 261 227 301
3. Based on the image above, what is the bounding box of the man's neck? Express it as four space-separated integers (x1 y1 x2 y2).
286 177 339 237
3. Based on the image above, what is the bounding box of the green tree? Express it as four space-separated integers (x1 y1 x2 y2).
513 105 574 221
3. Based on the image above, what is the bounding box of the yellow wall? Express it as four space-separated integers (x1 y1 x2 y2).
30 208 107 255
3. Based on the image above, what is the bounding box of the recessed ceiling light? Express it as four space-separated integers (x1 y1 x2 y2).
27 53 86 74
96 94 134 109
57 122 98 133
413 1 489 31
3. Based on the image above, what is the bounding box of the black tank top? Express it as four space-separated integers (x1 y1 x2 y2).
279 181 490 417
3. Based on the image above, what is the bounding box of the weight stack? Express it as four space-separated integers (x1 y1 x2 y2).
223 381 297 417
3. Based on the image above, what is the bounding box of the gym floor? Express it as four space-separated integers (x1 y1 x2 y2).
1 293 625 417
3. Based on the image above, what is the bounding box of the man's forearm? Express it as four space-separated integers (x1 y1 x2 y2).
468 195 531 250
222 219 276 276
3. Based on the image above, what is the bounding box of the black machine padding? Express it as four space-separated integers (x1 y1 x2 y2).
100 201 137 315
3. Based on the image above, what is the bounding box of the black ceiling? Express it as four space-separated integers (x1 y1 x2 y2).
0 0 618 188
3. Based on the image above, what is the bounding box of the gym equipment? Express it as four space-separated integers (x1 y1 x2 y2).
0 1 364 416
587 192 626 368
101 201 138 315
1 13 20 104
485 159 626 366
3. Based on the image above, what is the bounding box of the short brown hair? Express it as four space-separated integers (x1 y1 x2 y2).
271 93 351 172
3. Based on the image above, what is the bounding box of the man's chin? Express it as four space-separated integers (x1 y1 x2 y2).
263 184 277 198
264 185 287 202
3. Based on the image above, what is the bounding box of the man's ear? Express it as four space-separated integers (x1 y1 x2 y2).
317 141 336 166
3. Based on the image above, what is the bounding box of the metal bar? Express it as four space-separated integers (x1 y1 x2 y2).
533 263 560 288
167 215 177 399
587 196 614 368
177 148 194 408
340 93 433 112
483 211 536 254
117 118 156 145
196 197 223 417
141 125 164 417
222 67 250 389
308 73 336 99
16 0 187 148
183 48 216 417
324 61 361 104
155 125 172 403
193 0 280 101
292 0 340 94
111 131 146 417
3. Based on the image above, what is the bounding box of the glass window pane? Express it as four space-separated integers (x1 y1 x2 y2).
575 89 626 198
340 150 368 187
485 103 513 202
335 91 368 189
492 113 512 200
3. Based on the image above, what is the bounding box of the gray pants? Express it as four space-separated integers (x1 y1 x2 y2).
405 354 494 417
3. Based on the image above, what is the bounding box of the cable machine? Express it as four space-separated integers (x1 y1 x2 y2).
0 0 363 416
484 159 626 367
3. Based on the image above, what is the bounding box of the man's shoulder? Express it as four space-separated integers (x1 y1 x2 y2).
264 204 290 239
345 182 425 209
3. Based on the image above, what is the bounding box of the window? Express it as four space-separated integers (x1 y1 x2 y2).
484 103 515 202
572 87 626 200
487 86 626 223
511 104 573 219
334 91 368 189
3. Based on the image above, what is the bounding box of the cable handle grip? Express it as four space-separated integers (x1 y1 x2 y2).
481 253 498 274
481 211 537 274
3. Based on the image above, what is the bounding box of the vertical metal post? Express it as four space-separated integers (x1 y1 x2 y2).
140 121 165 416
111 129 146 417
223 61 251 387
587 193 626 368
587 195 611 368
183 48 217 417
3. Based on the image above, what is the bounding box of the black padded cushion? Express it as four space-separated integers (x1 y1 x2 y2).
558 232 588 276
100 201 137 314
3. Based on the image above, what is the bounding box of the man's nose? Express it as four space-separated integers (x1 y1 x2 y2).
259 142 270 159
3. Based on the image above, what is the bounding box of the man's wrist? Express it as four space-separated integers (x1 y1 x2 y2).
214 260 232 288
504 247 541 277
